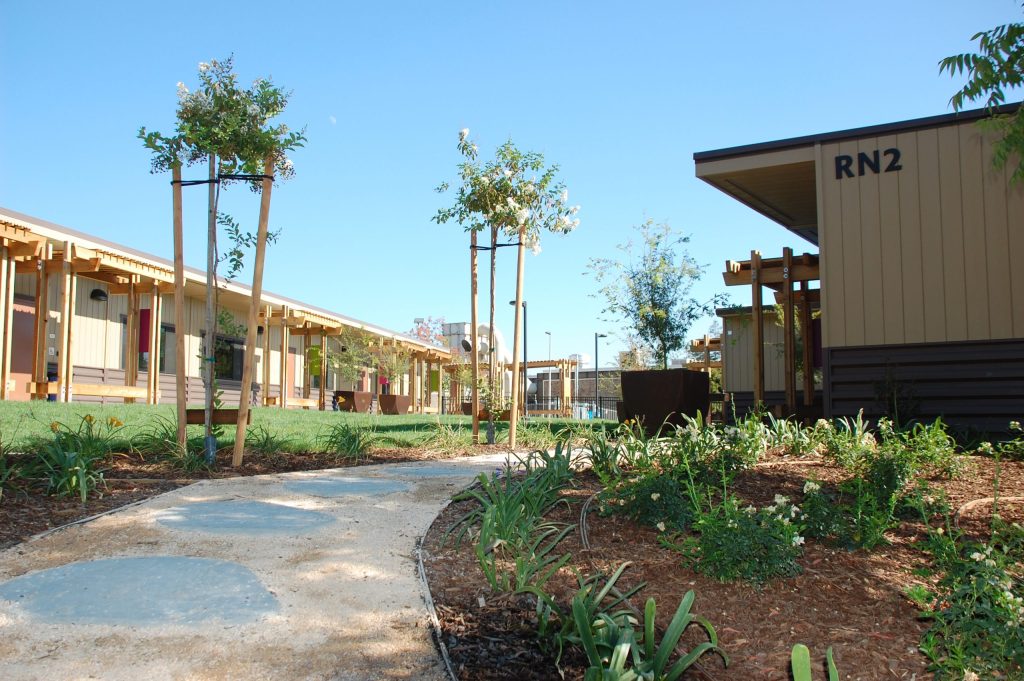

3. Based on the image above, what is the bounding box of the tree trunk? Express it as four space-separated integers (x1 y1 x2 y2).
487 225 497 444
203 154 217 462
232 158 274 467
470 230 480 444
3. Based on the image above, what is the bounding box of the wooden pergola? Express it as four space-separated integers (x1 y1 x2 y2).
3 224 176 404
723 247 819 412
258 307 452 413
687 335 722 372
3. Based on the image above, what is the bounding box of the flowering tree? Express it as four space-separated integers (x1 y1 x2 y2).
139 57 304 464
408 316 447 347
589 220 725 370
434 129 578 445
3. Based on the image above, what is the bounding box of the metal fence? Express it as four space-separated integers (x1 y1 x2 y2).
440 396 619 421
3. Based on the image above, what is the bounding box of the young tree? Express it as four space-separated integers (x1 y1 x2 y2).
589 220 724 370
140 57 304 464
309 327 373 389
940 6 1024 182
372 343 412 391
434 129 578 444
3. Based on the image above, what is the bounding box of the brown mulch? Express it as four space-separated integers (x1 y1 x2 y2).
421 455 1024 681
0 443 504 550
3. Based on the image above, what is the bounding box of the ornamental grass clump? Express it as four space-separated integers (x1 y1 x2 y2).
27 415 122 502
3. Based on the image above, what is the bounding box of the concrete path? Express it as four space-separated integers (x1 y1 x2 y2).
0 454 511 681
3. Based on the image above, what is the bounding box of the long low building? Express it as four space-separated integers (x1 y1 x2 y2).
0 207 449 410
695 105 1023 432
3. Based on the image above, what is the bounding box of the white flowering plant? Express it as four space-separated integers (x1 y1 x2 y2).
917 519 1024 678
597 473 694 533
673 494 805 587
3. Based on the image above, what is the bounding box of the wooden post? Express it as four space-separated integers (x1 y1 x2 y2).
783 247 796 414
751 250 764 407
800 280 814 407
124 276 139 404
319 331 327 411
261 305 271 404
279 306 290 410
31 251 49 400
508 225 526 447
171 164 187 447
147 285 162 404
56 243 74 403
426 359 433 411
301 324 311 400
0 243 14 399
232 160 275 467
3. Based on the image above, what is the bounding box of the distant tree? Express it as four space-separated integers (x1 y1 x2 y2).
940 5 1024 182
372 343 412 389
308 327 373 389
589 220 725 370
408 316 447 347
616 336 654 370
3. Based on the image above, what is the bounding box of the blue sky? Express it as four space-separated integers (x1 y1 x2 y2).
1 1 1021 365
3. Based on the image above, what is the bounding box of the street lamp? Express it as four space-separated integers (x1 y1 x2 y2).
594 333 607 420
544 331 552 410
508 300 527 419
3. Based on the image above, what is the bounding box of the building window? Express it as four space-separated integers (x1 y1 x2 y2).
120 315 171 373
214 337 245 381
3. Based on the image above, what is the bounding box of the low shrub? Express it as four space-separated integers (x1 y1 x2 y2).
317 422 375 459
599 474 694 533
674 494 804 586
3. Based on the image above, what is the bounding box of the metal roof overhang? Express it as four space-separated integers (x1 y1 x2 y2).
694 145 819 246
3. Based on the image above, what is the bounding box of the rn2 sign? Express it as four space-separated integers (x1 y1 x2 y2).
835 148 902 179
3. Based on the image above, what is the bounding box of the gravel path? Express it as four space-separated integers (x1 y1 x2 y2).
0 454 510 681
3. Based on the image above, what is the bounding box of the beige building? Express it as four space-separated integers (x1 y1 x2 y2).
0 207 448 411
695 105 1023 431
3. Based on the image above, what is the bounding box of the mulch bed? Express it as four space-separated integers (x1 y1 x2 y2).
420 454 1024 681
0 443 503 551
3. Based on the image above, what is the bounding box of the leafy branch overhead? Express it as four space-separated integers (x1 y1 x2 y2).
940 6 1024 182
589 220 726 370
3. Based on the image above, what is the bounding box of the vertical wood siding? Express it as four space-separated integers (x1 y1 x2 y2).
819 120 1024 347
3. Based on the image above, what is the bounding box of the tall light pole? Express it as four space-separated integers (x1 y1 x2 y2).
544 331 552 410
509 300 527 419
594 333 607 420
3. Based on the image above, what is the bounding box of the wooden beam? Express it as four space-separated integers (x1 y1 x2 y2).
783 247 796 413
751 250 764 406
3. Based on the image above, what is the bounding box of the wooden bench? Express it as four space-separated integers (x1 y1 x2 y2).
288 397 320 410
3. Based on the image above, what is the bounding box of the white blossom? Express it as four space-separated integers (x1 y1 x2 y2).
560 188 569 203
198 62 210 72
516 208 530 225
792 535 805 546
650 493 661 501
656 522 666 532
803 481 820 494
459 128 469 141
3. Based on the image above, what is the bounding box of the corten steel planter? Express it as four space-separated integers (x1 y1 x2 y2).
334 390 372 413
378 394 411 415
619 368 710 435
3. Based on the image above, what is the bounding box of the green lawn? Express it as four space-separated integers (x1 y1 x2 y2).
0 401 613 453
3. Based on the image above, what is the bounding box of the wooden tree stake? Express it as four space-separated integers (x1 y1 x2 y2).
470 230 480 443
508 225 526 447
232 158 274 467
172 164 188 446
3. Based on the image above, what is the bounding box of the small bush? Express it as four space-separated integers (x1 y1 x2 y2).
679 495 804 586
599 474 694 533
317 422 375 459
245 423 294 459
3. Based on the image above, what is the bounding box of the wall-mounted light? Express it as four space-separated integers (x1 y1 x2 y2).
90 289 108 303
257 325 264 336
